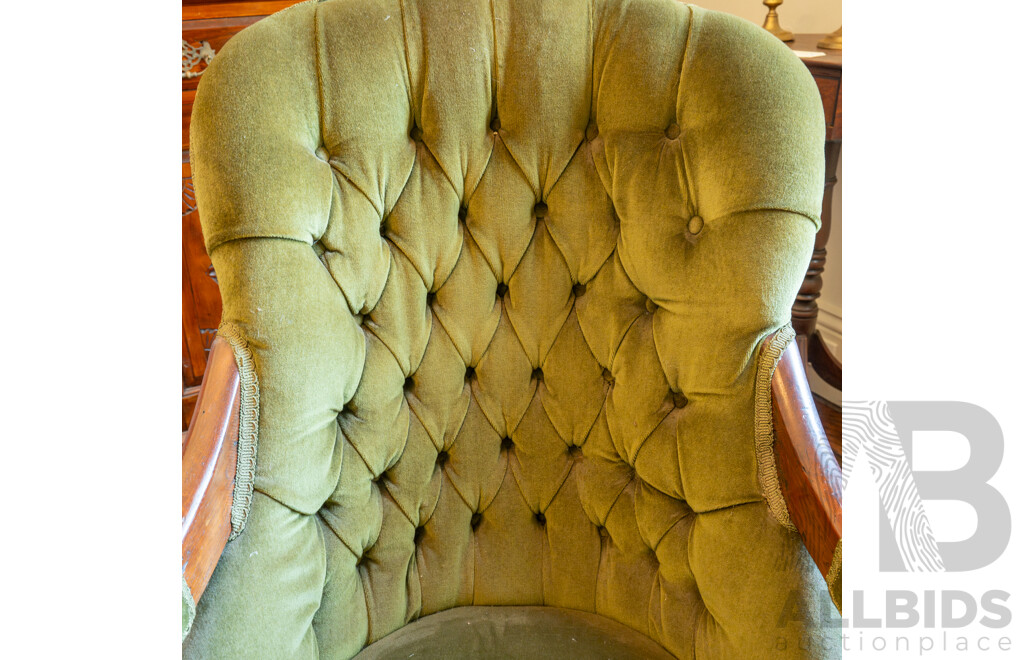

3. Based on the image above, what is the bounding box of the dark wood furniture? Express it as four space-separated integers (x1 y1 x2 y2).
789 34 842 393
182 1 306 430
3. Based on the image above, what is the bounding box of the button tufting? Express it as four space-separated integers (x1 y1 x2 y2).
410 125 423 142
533 202 548 219
568 445 582 459
436 450 449 467
645 298 657 314
490 115 501 132
532 368 543 382
585 121 599 142
496 282 508 298
426 291 436 306
572 283 586 298
688 215 704 235
597 525 609 539
602 368 614 384
672 390 689 409
535 512 546 526
414 526 425 544
458 206 467 222
379 219 388 237
500 436 514 452
470 512 482 530
404 376 414 392
465 365 476 381
665 123 681 139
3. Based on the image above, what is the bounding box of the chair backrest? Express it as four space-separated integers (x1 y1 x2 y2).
187 0 830 657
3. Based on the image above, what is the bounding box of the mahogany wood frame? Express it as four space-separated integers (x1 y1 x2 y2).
181 335 842 606
182 337 240 606
770 339 842 580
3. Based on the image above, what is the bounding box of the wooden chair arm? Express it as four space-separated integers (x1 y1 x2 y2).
182 336 240 607
771 340 842 583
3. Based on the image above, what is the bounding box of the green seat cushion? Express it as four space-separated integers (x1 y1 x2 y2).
353 606 675 659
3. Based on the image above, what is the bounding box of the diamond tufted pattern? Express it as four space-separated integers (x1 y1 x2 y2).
186 0 835 657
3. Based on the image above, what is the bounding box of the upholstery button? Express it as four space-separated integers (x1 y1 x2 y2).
645 298 657 314
535 512 546 526
665 123 681 139
404 376 414 392
688 215 704 235
470 512 482 530
379 219 388 236
496 282 508 298
586 121 598 142
426 291 436 306
490 115 501 132
532 368 543 382
672 390 689 409
501 436 514 452
411 125 423 142
572 283 586 297
533 202 548 219
436 450 449 467
458 206 467 223
465 366 476 381
414 526 425 544
568 445 582 459
597 526 609 539
601 368 614 384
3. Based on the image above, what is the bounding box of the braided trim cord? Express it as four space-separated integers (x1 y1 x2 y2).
217 321 260 540
182 575 196 641
826 538 842 614
754 323 796 530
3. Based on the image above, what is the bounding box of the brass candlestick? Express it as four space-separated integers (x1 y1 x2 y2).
761 0 794 42
817 26 842 50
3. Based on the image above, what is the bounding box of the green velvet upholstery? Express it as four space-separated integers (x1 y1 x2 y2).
186 0 836 657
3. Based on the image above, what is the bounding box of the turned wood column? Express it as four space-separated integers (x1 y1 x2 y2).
793 139 840 345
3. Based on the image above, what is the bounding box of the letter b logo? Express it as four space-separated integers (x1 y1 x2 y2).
844 401 1010 572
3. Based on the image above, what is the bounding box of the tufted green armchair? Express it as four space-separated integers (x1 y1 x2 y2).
181 0 842 657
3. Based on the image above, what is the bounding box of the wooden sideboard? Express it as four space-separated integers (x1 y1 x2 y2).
181 15 843 430
182 1 306 429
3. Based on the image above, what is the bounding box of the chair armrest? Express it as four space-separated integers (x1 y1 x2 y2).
182 336 240 606
770 340 842 585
